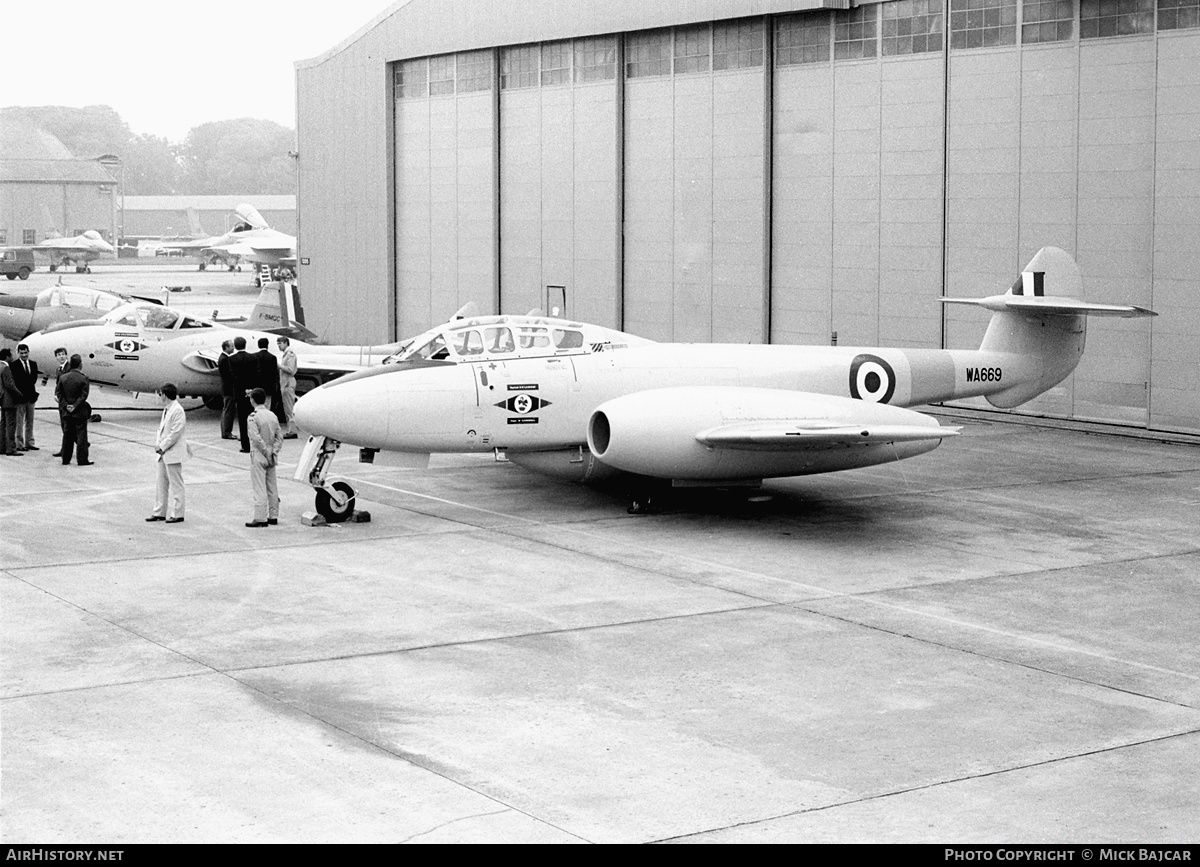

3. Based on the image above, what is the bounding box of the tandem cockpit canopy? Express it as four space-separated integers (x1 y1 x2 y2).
382 316 594 365
102 302 214 331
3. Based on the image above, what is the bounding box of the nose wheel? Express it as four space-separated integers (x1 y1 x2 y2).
315 480 357 523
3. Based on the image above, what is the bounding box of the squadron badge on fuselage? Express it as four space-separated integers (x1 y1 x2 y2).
496 384 552 423
107 336 147 360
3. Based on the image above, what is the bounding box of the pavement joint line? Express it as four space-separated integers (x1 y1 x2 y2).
312 475 1200 686
654 726 1200 843
800 588 1200 685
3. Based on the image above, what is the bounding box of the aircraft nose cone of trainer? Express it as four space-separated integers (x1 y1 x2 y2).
0 294 36 341
294 378 390 448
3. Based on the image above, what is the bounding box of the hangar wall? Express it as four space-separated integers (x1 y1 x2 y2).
296 0 1200 434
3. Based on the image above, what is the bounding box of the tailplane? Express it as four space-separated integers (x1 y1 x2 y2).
942 247 1155 408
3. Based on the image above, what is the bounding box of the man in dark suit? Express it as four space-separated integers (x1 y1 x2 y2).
57 354 92 465
254 337 279 419
227 335 257 453
0 349 22 456
50 347 68 457
216 338 236 440
11 342 40 451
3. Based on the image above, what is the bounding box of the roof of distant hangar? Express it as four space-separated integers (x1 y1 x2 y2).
295 0 852 69
0 119 117 184
123 195 296 212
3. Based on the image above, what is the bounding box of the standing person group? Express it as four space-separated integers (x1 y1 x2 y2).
16 336 299 526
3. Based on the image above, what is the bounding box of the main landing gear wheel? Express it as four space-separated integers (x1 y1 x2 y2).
201 394 223 411
315 481 356 523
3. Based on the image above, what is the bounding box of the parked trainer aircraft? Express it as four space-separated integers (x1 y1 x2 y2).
291 247 1155 521
3 230 116 273
21 288 396 408
159 203 296 275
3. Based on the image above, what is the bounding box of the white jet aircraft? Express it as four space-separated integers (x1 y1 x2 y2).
291 247 1156 521
6 230 116 273
160 204 296 275
21 293 403 410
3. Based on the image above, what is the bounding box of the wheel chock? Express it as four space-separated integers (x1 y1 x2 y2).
300 511 327 527
350 510 371 523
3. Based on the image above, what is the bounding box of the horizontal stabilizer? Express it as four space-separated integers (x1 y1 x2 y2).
696 422 960 450
942 294 1156 318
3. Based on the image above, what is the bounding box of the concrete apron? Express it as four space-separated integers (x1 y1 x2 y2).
2 399 1199 842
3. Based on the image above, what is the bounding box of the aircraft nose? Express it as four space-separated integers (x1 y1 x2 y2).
0 294 36 341
293 378 391 448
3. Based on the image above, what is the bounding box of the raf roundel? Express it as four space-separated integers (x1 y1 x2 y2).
848 353 896 404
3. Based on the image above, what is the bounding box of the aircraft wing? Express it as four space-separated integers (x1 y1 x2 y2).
695 420 960 450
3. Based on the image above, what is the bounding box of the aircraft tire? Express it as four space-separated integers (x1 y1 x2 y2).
199 262 207 271
315 481 356 523
50 264 58 272
201 395 223 411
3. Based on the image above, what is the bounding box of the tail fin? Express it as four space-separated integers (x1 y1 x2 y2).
942 247 1156 408
244 281 316 341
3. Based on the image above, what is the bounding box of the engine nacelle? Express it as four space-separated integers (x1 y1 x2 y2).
587 387 948 482
506 447 621 482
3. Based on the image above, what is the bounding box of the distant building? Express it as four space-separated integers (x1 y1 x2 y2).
121 195 296 240
0 120 117 246
297 0 1200 434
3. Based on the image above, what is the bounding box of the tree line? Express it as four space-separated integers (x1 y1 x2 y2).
2 105 296 195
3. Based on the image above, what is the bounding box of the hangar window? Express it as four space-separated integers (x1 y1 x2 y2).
542 41 572 86
885 0 947 53
776 13 832 64
834 4 880 58
626 29 672 77
949 0 1014 48
1159 0 1200 28
1080 0 1155 35
674 23 712 73
714 18 764 68
501 45 539 89
457 50 493 92
574 36 616 81
429 55 455 96
23 229 36 245
395 59 428 98
1022 0 1075 41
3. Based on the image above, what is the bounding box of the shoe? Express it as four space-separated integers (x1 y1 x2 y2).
78 461 94 466
245 521 268 528
165 517 184 524
267 519 278 525
283 433 298 439
26 446 39 451
52 451 62 457
239 448 250 453
222 435 236 440
145 516 166 522
7 452 22 457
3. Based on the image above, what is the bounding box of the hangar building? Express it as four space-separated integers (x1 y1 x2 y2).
0 121 118 247
295 0 1200 434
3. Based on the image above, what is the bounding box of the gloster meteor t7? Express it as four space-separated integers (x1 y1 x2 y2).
292 247 1155 520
